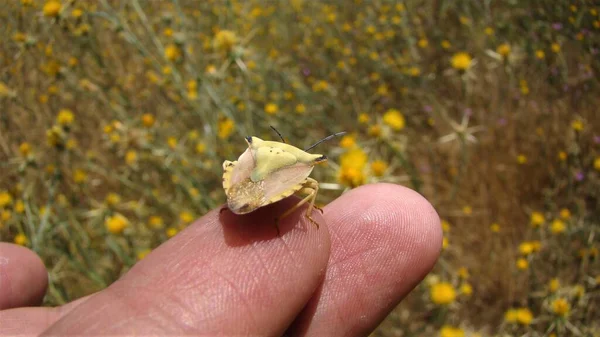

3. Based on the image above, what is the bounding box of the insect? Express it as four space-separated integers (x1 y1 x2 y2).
221 128 345 234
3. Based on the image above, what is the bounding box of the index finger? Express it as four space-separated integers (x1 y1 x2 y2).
42 197 331 336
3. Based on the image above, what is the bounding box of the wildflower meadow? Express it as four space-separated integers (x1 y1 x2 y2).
1 0 599 336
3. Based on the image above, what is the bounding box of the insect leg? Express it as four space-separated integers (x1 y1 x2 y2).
276 187 318 229
303 178 320 227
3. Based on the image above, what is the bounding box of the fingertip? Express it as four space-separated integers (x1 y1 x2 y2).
346 183 442 275
292 183 441 336
0 243 48 310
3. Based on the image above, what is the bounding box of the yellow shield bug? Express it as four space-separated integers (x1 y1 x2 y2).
222 128 345 234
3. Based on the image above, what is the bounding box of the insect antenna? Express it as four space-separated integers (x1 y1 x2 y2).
270 125 286 143
304 131 347 152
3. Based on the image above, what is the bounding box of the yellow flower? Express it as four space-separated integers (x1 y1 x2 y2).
65 138 78 150
460 283 473 296
312 80 329 92
264 103 278 115
430 282 456 305
142 113 155 127
442 220 450 233
516 258 528 270
551 219 566 234
137 249 151 260
13 32 27 42
515 308 533 325
1 209 11 222
407 66 421 77
462 206 472 215
125 150 137 165
180 211 194 224
530 211 545 227
559 208 571 219
519 242 535 255
442 237 449 250
109 132 120 144
558 151 567 161
187 88 198 100
57 109 75 126
164 44 181 61
368 124 382 137
196 142 206 154
295 104 306 114
167 136 178 149
71 8 83 18
358 113 370 124
450 52 472 70
441 40 451 49
14 233 28 246
14 200 25 214
551 43 561 53
496 43 511 57
188 130 199 140
340 147 367 170
571 119 584 131
418 38 429 48
551 298 570 317
517 154 527 164
213 30 237 52
370 160 388 177
383 109 405 131
166 227 179 238
105 193 121 206
218 118 235 139
548 278 560 293
73 169 87 184
440 326 464 337
593 157 600 171
484 27 494 35
457 267 469 279
338 167 366 188
490 223 501 233
105 213 129 234
43 0 62 17
0 191 13 208
148 216 164 229
504 309 518 323
339 135 356 148
535 50 545 59
19 142 32 156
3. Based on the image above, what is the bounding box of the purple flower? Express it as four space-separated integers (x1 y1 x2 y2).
302 67 311 76
575 171 584 181
498 118 507 126
552 23 563 30
464 108 472 117
423 105 433 113
593 135 600 144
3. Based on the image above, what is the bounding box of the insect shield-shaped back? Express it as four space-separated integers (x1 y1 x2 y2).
222 136 326 215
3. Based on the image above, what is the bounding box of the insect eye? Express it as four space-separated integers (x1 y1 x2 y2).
245 136 253 143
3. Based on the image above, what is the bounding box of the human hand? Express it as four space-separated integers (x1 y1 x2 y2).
0 183 441 336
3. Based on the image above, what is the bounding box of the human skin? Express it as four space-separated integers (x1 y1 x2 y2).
0 183 442 336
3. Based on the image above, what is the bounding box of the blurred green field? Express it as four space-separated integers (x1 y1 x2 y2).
1 0 599 336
